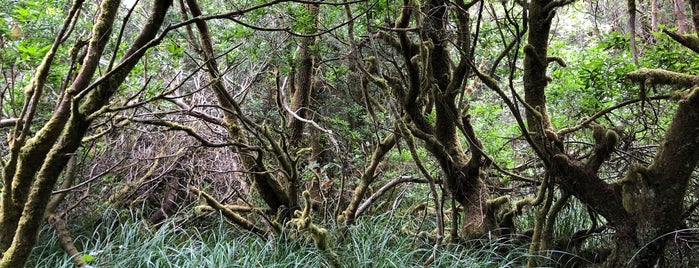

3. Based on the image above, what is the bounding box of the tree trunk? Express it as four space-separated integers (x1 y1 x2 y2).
0 0 171 266
415 0 491 239
691 0 699 32
651 0 659 32
340 134 395 225
520 1 699 266
628 0 639 65
673 0 690 33
288 3 320 147
608 88 699 267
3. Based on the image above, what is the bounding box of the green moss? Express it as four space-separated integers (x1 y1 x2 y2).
287 191 340 267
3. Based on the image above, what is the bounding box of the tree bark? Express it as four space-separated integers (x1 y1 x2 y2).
520 1 699 266
391 0 491 238
651 0 659 32
523 1 555 133
0 0 117 256
340 134 395 225
691 0 699 32
628 0 639 65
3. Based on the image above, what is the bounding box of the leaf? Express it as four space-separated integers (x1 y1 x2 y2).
15 8 31 21
81 254 95 263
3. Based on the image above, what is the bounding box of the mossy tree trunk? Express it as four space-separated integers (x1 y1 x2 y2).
608 75 699 266
360 0 494 239
407 0 494 239
0 0 172 266
519 0 699 266
339 134 396 225
287 2 321 212
288 3 320 147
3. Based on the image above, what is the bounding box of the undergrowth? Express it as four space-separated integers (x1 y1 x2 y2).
27 209 553 267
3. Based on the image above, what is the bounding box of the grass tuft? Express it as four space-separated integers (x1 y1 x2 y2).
27 209 565 267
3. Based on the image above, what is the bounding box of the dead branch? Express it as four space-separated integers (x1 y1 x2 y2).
355 176 428 218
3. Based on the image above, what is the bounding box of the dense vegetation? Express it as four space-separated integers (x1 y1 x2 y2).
0 0 697 267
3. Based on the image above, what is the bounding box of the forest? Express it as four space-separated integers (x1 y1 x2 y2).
0 0 697 267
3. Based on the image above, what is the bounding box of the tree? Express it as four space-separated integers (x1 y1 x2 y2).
493 0 698 265
0 0 172 266
344 0 698 265
339 0 498 241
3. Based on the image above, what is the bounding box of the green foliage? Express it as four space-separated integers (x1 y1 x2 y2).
468 97 525 173
642 31 699 73
16 41 51 63
548 30 698 126
289 4 317 34
5 0 697 267
80 254 95 263
548 34 637 122
165 41 185 58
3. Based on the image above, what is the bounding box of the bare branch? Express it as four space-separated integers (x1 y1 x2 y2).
132 118 234 148
0 119 20 128
559 95 671 135
544 0 576 12
52 158 127 195
355 176 428 218
277 77 341 153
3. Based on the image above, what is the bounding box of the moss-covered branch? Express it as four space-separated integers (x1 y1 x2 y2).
43 156 86 267
287 191 340 267
663 29 699 53
0 0 120 261
189 186 267 237
585 124 619 173
626 68 699 88
397 117 444 261
527 175 554 267
339 133 396 225
47 214 86 267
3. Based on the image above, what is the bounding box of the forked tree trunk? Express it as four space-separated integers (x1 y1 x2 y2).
0 0 172 266
398 0 492 239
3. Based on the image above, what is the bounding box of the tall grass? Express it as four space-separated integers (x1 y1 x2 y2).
28 210 545 267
